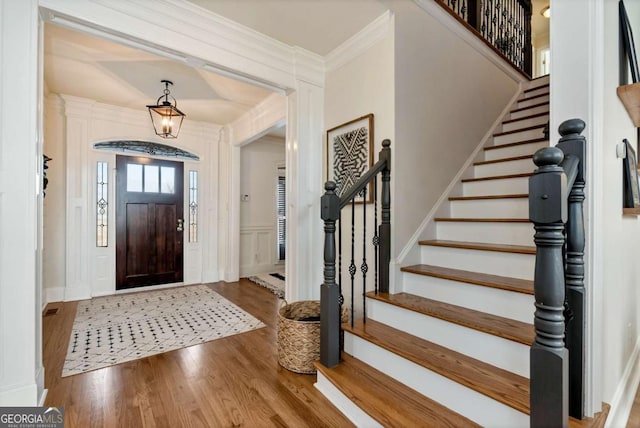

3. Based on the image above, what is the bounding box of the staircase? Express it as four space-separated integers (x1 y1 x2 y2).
314 75 595 426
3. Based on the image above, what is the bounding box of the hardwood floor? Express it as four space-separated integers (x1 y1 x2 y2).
43 280 353 428
628 382 640 427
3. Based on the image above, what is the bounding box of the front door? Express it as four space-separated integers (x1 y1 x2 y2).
116 155 184 290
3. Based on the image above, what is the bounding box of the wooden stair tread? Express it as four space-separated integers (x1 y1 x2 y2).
502 111 549 125
518 92 549 103
461 172 531 182
510 101 549 114
524 83 549 93
401 264 534 295
494 123 546 137
367 292 535 345
435 217 529 223
419 239 535 254
343 318 531 414
449 194 528 201
474 154 532 166
314 353 481 428
484 137 548 151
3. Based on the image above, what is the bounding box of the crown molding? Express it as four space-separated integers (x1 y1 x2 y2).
325 10 394 73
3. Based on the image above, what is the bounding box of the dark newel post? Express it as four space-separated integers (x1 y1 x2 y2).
524 0 533 76
556 119 587 419
467 0 481 31
320 181 341 368
529 147 569 428
379 139 391 294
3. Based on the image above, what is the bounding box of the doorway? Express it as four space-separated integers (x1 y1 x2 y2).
115 155 184 289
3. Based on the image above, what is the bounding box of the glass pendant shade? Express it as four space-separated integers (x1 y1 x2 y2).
147 80 185 139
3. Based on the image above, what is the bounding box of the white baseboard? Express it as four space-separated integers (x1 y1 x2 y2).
44 287 65 306
0 383 38 406
605 335 640 428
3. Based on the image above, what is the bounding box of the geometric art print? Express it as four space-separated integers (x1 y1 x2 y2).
327 114 373 201
61 285 265 377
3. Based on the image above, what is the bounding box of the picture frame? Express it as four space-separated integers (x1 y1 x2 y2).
619 0 639 85
326 114 374 203
623 138 640 208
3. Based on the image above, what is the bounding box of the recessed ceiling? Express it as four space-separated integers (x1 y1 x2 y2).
187 0 389 56
44 24 273 124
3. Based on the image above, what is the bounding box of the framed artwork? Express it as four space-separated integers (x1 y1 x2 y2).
619 0 639 84
623 138 640 208
326 114 374 203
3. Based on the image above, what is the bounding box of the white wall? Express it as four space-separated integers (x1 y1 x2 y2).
388 0 520 256
552 0 640 421
42 94 221 302
239 136 285 276
324 17 394 308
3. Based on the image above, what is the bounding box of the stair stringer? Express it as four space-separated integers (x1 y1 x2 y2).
390 84 524 294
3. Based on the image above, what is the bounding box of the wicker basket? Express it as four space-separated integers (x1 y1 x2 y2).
277 300 322 374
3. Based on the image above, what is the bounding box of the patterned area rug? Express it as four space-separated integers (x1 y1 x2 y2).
62 285 265 377
247 273 285 298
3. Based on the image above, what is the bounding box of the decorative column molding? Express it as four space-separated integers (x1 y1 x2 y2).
60 95 94 301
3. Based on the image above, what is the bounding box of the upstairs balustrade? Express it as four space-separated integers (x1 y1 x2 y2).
434 0 533 77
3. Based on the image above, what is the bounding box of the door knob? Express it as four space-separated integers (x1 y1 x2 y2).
177 218 184 232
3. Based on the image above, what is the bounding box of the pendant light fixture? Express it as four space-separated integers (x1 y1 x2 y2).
147 80 186 139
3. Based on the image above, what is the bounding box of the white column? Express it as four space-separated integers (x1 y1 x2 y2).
285 80 324 302
0 0 44 405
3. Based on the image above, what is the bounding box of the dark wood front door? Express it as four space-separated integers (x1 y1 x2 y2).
116 155 184 290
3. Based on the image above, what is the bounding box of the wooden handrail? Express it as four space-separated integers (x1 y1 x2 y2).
529 119 586 426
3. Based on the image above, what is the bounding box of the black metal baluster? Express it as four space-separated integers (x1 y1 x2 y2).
362 185 368 323
349 198 356 327
373 178 379 295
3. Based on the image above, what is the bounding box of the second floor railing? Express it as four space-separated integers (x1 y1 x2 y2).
320 139 391 368
434 0 533 77
529 119 587 426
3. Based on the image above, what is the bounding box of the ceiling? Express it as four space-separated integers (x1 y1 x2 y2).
188 0 389 56
44 0 549 127
43 0 389 126
44 24 273 125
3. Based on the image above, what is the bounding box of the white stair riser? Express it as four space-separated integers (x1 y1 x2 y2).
450 198 529 218
463 177 529 196
314 375 383 428
367 299 531 377
345 334 530 427
501 114 548 133
493 127 546 145
474 158 533 178
519 86 549 99
516 94 550 109
509 103 549 120
436 222 534 246
484 141 548 161
420 245 534 280
524 75 549 89
402 272 534 323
